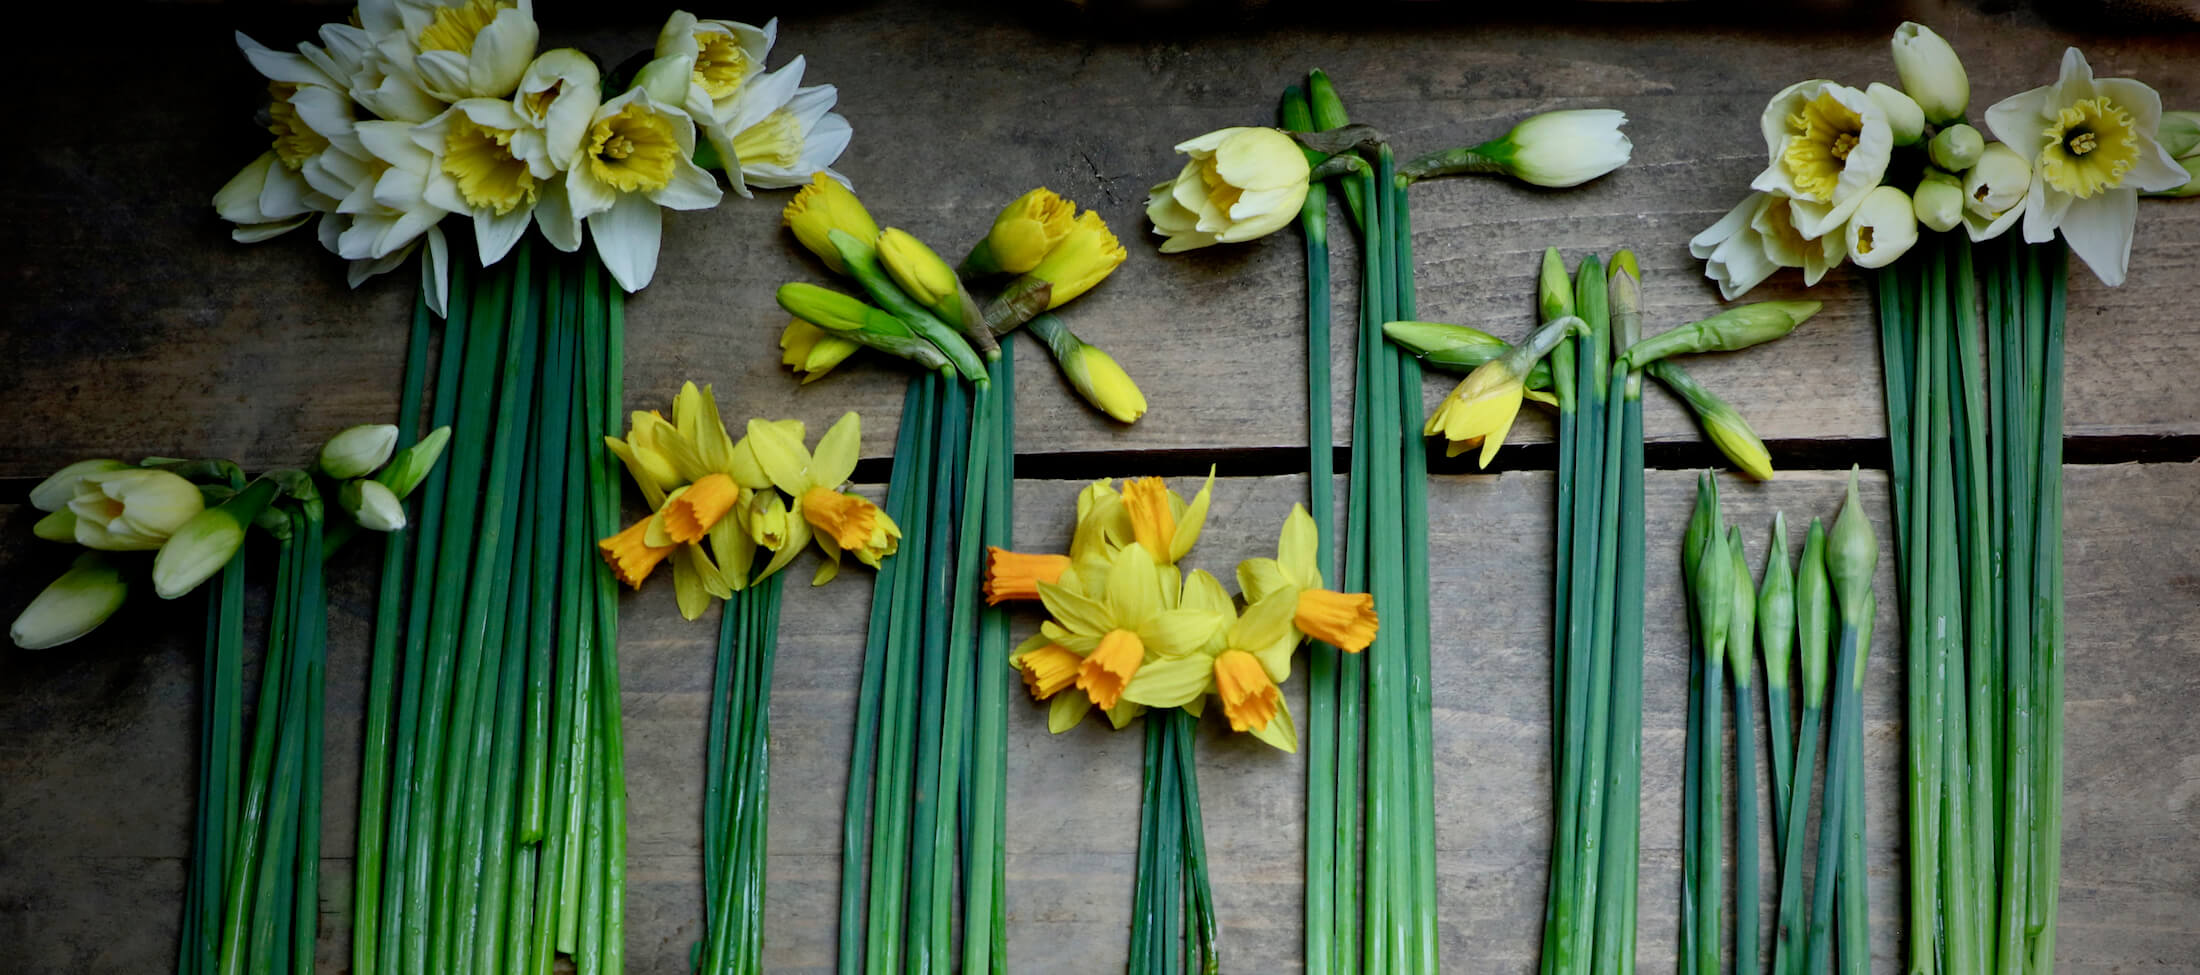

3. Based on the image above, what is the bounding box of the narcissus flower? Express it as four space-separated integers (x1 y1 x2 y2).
653 12 774 123
10 553 128 650
782 172 879 273
1026 211 1126 308
31 460 132 512
1425 315 1582 467
1117 469 1216 565
1691 191 1847 300
412 99 543 265
154 479 279 599
1014 639 1083 701
510 49 601 178
1890 22 1969 126
541 88 721 292
320 423 400 479
69 468 206 551
1844 185 1920 269
1962 142 2032 241
1754 81 1893 240
1236 504 1379 653
741 411 900 585
1473 109 1633 188
1146 126 1312 252
1037 544 1226 715
600 518 678 589
966 188 1076 274
704 56 852 195
985 547 1072 604
599 382 769 616
343 479 410 532
377 0 539 103
1985 47 2189 286
779 318 860 384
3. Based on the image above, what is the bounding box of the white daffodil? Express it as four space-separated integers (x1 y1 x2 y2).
1752 80 1894 240
539 89 723 292
1690 191 1845 300
369 0 539 102
511 49 602 175
354 120 456 312
412 99 541 265
301 22 444 122
1844 185 1920 269
1961 142 2031 242
218 33 367 241
1985 47 2189 286
654 11 776 123
704 56 853 197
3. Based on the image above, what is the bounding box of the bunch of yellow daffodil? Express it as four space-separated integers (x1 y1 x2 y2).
987 474 1377 751
216 8 854 305
598 381 897 619
1694 22 2193 293
773 178 1147 422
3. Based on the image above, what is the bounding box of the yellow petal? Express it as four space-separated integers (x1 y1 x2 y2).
1120 654 1214 709
1175 569 1234 617
744 417 813 496
1167 466 1217 564
1047 690 1092 733
1248 695 1298 752
810 411 861 489
1101 543 1161 626
1036 577 1114 637
1234 592 1300 680
1235 557 1295 605
1140 607 1229 659
1277 503 1320 587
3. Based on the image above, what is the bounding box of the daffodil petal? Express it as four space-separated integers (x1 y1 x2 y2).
811 411 861 488
1120 655 1213 709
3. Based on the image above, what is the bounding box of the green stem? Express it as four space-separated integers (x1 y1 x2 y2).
1772 704 1823 975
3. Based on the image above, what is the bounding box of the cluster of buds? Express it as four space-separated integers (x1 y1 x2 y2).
10 423 448 649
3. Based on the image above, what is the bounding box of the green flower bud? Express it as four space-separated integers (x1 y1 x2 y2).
1797 519 1833 707
375 426 451 500
11 553 128 649
1867 82 1926 145
1692 512 1734 661
1726 526 1757 683
1650 361 1774 481
30 459 131 512
2157 110 2200 159
1622 300 1821 368
152 478 278 599
1758 513 1796 691
319 423 399 479
1683 470 1721 594
1929 123 1985 172
775 282 951 372
1538 246 1574 323
828 228 990 379
342 478 408 532
1826 467 1880 624
1381 321 1554 390
1914 179 1965 232
1607 251 1643 398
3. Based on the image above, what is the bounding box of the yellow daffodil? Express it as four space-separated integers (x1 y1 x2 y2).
1117 470 1216 566
1985 47 2189 286
1036 544 1226 723
783 172 879 273
984 547 1072 605
966 188 1076 274
1424 315 1582 467
1105 573 1300 750
740 411 899 585
1027 211 1126 308
1147 127 1312 252
1753 80 1894 240
1236 504 1380 654
599 382 767 617
599 518 678 589
779 318 860 384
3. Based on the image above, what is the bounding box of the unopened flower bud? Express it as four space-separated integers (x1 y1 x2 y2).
782 172 879 274
1826 467 1880 623
1929 123 1985 172
1621 300 1821 368
1913 179 1964 232
1891 22 1969 125
1867 83 1925 145
152 478 278 598
342 478 408 532
775 282 951 371
1758 513 1796 690
320 423 399 479
10 553 128 649
1962 143 2031 240
1796 519 1833 707
1031 315 1146 423
30 459 131 512
1845 186 1919 269
69 467 205 550
2158 110 2200 159
1650 361 1774 481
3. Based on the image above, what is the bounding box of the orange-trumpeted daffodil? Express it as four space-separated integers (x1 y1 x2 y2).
1236 504 1379 654
1116 468 1216 565
599 381 771 618
1035 544 1227 729
738 410 899 586
600 518 678 589
984 547 1071 604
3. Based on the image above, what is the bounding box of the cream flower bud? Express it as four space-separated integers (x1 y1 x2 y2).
1867 83 1925 146
69 468 206 551
30 459 131 512
320 423 399 479
1844 185 1920 269
1147 127 1311 252
1914 179 1964 232
10 553 128 649
343 479 408 532
1891 22 1969 125
1478 110 1632 188
1929 124 1984 172
152 479 276 599
1962 143 2032 241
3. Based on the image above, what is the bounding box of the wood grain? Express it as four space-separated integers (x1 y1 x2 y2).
4 465 2194 972
2 5 2196 479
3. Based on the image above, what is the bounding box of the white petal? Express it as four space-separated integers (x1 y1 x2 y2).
215 152 279 223
534 179 582 252
473 203 532 266
726 56 804 134
2057 191 2136 287
2022 180 2072 244
2126 138 2190 193
1690 192 1764 259
423 226 450 316
652 156 723 211
2093 76 2164 133
589 193 663 292
565 164 618 220
236 31 340 87
258 161 318 220
1984 85 2054 153
231 217 311 243
469 9 539 98
415 50 472 101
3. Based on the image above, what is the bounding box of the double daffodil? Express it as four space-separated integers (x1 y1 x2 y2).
1752 80 1894 240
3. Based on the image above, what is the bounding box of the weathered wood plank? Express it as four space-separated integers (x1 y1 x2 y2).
3 6 2196 479
3 464 2193 972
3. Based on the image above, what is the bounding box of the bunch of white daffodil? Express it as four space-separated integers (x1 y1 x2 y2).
1696 22 2192 294
215 7 856 304
9 425 448 649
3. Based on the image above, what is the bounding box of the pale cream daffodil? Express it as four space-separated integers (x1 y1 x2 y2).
704 56 853 197
373 0 539 103
69 468 205 551
1474 109 1634 188
510 49 601 178
1961 142 2032 242
10 554 128 650
535 88 721 292
1147 126 1311 252
296 21 445 123
1752 80 1894 240
1691 191 1847 300
1985 47 2189 286
741 412 899 586
654 11 776 124
412 98 542 265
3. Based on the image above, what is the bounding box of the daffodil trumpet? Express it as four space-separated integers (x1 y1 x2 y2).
825 228 989 381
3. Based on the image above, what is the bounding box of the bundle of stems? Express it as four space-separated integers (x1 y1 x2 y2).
1876 231 2066 974
1538 249 1650 975
180 474 249 975
696 574 785 973
1285 70 1440 973
1127 708 1220 974
351 240 630 975
835 339 1016 973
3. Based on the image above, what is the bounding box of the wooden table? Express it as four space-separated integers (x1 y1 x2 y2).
3 3 2195 972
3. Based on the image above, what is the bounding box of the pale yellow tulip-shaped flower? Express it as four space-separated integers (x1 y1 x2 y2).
1147 126 1312 252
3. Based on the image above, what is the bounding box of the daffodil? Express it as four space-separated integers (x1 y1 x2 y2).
412 98 544 265
1691 191 1847 300
533 88 722 292
69 468 206 551
783 172 880 273
372 0 540 103
1961 142 2032 242
218 35 369 243
1147 127 1312 252
1035 544 1229 726
294 20 444 123
1236 504 1380 654
1753 80 1894 240
965 188 1076 274
985 547 1073 605
600 382 765 618
654 12 775 123
1986 47 2189 286
1425 315 1583 467
509 49 601 177
1027 315 1146 423
1117 470 1216 566
779 318 860 384
704 56 852 197
984 211 1129 331
741 412 900 586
